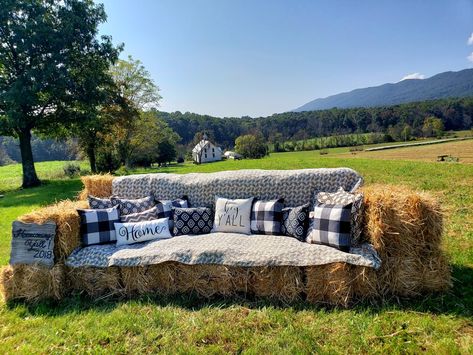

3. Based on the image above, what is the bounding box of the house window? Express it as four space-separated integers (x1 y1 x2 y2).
212 147 215 152
205 154 207 159
213 153 215 158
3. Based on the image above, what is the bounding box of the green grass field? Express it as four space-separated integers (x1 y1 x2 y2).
0 153 472 353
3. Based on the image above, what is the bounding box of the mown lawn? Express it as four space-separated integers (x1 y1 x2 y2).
0 153 472 353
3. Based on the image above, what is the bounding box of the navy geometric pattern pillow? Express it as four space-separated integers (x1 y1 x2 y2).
173 207 213 236
250 199 284 235
317 187 364 245
156 198 189 230
88 195 113 209
111 195 155 216
120 206 160 223
306 203 352 252
281 203 310 241
77 206 120 246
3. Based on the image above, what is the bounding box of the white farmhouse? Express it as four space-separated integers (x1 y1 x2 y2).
192 135 223 163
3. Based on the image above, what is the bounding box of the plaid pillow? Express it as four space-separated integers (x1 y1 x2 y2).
77 206 120 246
111 195 155 216
281 203 310 241
317 187 364 245
173 207 213 236
88 195 113 209
306 203 352 252
250 199 284 235
155 198 189 219
120 206 160 223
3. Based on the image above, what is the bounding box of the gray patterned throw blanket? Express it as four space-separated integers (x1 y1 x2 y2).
67 169 381 269
66 233 381 269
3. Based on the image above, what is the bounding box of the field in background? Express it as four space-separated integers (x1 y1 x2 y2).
0 151 472 352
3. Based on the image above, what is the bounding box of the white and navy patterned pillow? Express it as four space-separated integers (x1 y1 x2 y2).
77 206 120 246
281 203 310 241
120 206 160 223
111 195 156 216
88 195 113 209
156 197 189 230
306 203 352 252
250 199 284 235
173 207 213 236
317 187 364 245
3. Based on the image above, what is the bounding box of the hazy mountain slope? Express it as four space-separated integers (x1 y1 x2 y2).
295 68 473 112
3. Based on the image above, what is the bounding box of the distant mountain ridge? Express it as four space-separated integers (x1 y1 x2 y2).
294 68 473 112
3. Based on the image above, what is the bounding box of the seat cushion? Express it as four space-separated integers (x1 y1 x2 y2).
66 233 381 269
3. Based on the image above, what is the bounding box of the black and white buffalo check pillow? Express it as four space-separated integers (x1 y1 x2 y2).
306 203 352 252
173 207 213 236
155 198 189 219
317 187 364 245
250 199 284 235
111 195 155 216
88 195 113 209
77 206 120 246
281 203 310 241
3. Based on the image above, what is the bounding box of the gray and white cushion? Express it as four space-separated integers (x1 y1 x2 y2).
77 206 120 246
88 195 113 209
120 206 160 223
306 203 352 252
281 203 310 241
111 195 155 216
173 207 213 236
250 199 284 235
317 187 364 245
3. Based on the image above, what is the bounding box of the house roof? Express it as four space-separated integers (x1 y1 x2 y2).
192 139 221 153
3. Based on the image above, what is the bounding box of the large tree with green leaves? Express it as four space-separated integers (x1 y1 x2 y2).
0 0 121 187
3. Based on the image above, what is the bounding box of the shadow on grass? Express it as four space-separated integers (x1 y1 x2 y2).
0 179 83 208
6 264 472 319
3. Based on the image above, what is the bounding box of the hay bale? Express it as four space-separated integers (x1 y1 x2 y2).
120 263 178 297
0 263 67 302
351 266 379 299
361 185 448 297
173 264 236 298
78 174 114 200
19 200 88 261
305 263 352 307
68 266 122 299
250 266 303 303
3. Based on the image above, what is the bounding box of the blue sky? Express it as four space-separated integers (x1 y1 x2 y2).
97 0 473 117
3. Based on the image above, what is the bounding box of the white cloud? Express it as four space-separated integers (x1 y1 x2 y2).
468 33 473 45
400 73 425 81
468 52 473 63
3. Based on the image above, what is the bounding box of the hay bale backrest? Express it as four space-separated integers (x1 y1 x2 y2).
112 168 363 208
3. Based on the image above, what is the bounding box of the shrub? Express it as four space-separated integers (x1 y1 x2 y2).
177 156 185 164
63 163 81 178
235 133 268 159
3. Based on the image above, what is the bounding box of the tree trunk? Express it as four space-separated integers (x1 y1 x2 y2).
87 144 97 173
18 128 41 188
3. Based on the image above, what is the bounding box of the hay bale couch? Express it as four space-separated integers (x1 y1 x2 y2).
1 169 451 306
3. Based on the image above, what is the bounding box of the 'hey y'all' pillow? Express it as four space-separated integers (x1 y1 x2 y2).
212 197 253 234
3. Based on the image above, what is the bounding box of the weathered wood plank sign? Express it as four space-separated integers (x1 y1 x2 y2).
10 221 56 267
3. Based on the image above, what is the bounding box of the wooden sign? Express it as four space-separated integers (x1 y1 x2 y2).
10 221 56 267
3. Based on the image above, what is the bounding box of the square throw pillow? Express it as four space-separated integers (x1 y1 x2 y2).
77 206 120 246
173 207 213 236
120 206 160 223
281 203 310 241
114 218 171 246
250 199 284 235
306 203 352 252
212 197 253 234
316 187 364 245
88 195 113 209
111 195 156 216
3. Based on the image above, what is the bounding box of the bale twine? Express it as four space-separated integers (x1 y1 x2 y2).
305 263 352 307
0 263 67 302
78 174 114 200
18 200 88 262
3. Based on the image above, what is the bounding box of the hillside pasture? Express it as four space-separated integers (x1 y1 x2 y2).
0 153 472 353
